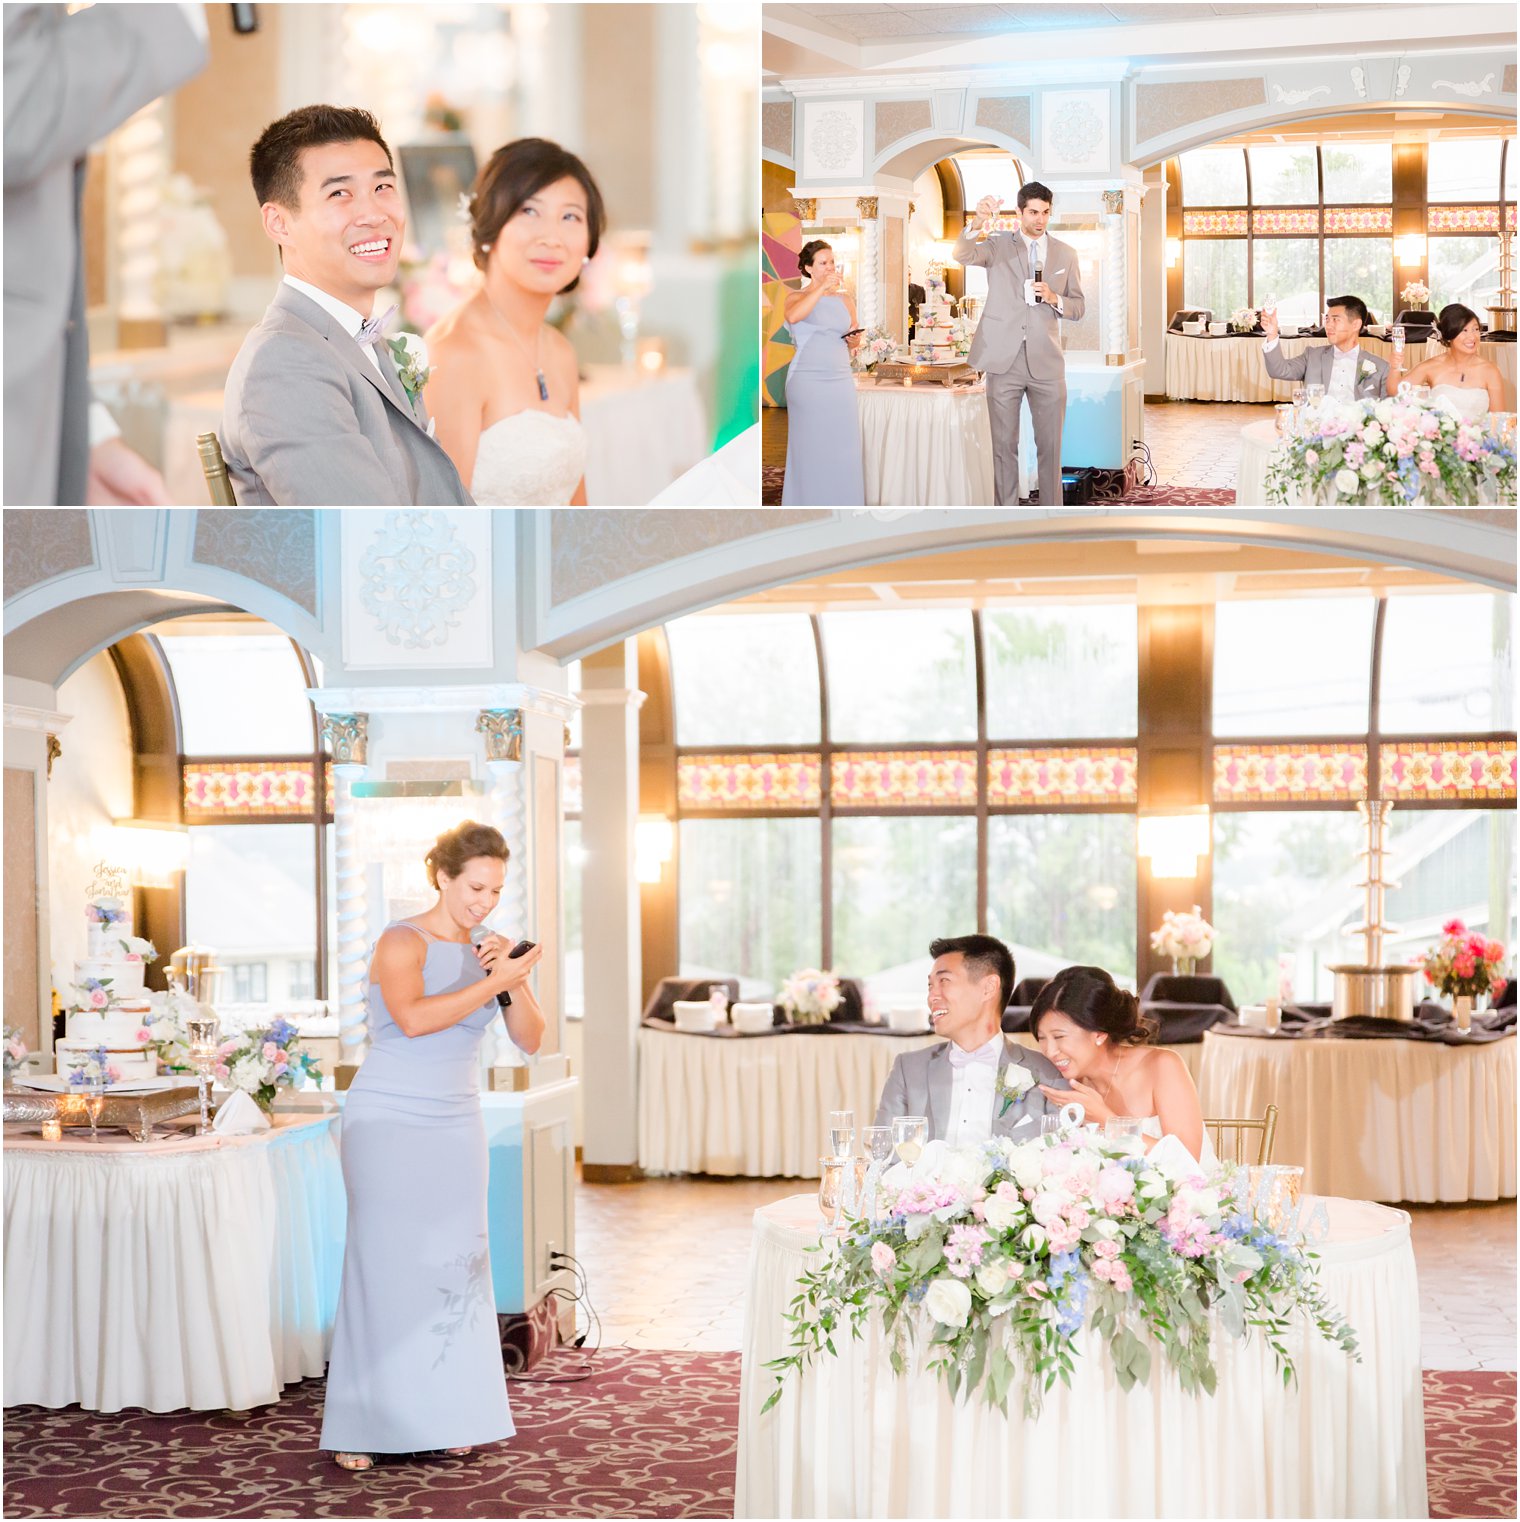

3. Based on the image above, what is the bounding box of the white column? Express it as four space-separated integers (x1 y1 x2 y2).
858 199 882 331
1102 189 1127 363
579 644 645 1178
330 763 368 1060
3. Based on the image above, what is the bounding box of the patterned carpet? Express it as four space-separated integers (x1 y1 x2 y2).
759 466 1235 507
3 1356 1512 1519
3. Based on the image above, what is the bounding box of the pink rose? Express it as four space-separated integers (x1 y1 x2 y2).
214 1063 230 1082
1026 1280 1049 1298
1094 1238 1121 1259
871 1241 897 1276
1484 941 1504 964
262 1041 279 1063
1304 449 1319 465
89 988 108 1010
1454 955 1477 980
135 1028 152 1043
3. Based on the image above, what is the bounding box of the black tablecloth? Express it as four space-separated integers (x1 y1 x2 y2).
1210 1001 1514 1046
640 976 741 1024
1141 974 1237 1012
640 1014 925 1040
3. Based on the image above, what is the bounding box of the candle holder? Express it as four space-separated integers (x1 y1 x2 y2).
186 1014 220 1135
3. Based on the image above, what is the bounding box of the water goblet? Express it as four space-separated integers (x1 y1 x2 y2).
827 1109 856 1160
1039 1113 1065 1139
1104 1116 1144 1152
1290 383 1306 410
891 1114 928 1167
1305 383 1325 406
186 1014 220 1136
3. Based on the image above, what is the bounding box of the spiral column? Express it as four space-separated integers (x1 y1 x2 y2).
857 196 881 331
321 714 369 1061
479 709 529 935
1101 188 1127 364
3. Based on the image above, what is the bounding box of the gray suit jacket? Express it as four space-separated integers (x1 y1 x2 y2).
875 1036 1067 1142
220 283 472 506
952 229 1085 381
1263 340 1388 400
3 3 206 505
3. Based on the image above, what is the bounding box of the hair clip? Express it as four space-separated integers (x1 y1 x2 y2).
456 190 473 225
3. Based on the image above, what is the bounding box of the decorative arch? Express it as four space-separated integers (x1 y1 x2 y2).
875 128 1032 183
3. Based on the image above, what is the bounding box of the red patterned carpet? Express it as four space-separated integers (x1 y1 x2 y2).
759 465 1235 507
2 1356 1512 1519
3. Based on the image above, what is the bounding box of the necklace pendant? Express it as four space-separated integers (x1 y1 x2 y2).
536 369 549 403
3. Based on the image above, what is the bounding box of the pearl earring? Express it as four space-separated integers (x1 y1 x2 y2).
480 242 492 253
1096 1035 1106 1045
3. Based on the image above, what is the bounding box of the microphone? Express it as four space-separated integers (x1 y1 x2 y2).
1032 255 1044 304
469 924 511 1008
230 5 259 33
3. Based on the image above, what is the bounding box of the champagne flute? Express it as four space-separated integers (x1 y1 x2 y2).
861 1124 894 1220
186 1014 220 1136
85 1073 106 1143
892 1114 928 1167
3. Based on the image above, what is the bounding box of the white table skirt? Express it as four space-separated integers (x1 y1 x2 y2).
638 1027 938 1178
3 1110 346 1412
1165 333 1517 408
1198 1031 1516 1203
856 379 997 506
736 1191 1426 1519
581 363 708 506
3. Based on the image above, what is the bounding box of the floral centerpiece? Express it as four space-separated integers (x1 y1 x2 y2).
1150 907 1214 975
1229 306 1258 334
851 326 897 373
779 968 844 1026
1266 395 1517 506
65 1044 122 1089
1418 920 1507 1007
764 1132 1357 1418
4 1025 32 1080
1399 280 1430 310
211 1017 324 1113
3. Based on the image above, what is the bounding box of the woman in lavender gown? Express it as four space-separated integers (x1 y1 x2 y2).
321 820 545 1471
782 239 865 505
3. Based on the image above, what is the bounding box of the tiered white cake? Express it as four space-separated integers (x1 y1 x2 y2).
916 268 957 360
61 877 157 1076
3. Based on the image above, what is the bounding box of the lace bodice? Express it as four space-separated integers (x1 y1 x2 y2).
469 409 587 506
1430 384 1490 423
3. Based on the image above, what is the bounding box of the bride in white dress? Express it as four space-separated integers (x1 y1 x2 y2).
1032 966 1217 1168
426 139 604 505
1384 302 1505 421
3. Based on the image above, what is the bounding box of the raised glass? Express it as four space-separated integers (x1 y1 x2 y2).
666 613 820 746
983 604 1137 740
821 610 976 743
1379 593 1515 735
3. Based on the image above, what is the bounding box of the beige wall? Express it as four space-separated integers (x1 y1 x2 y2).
4 769 41 1049
582 5 656 234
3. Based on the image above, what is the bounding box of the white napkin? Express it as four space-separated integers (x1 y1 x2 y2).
213 1089 271 1135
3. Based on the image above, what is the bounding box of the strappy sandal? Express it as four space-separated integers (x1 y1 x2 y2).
333 1452 374 1472
443 1447 473 1457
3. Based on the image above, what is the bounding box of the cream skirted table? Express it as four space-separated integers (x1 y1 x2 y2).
581 363 709 505
736 1191 1426 1519
855 379 996 506
3 1108 346 1413
1198 1029 1516 1203
1165 332 1518 408
638 1027 938 1178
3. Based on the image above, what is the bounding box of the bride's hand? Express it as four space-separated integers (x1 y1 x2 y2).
1039 1078 1115 1126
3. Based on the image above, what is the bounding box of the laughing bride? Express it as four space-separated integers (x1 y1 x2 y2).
425 138 604 505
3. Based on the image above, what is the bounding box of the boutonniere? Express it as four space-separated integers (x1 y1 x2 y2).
1360 359 1376 377
997 1063 1036 1117
386 332 433 407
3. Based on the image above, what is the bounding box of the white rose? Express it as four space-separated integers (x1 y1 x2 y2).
1374 399 1395 424
1008 1145 1045 1191
1136 1169 1167 1199
975 1261 1010 1298
983 1194 1022 1231
1334 468 1360 496
1089 1217 1122 1240
394 331 429 369
230 1054 264 1093
1020 1222 1048 1253
924 1276 973 1329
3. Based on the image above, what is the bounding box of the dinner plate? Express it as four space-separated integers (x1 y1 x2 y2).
13 1074 180 1096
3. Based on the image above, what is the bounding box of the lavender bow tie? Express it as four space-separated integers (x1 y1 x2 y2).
948 1043 1000 1070
355 304 397 348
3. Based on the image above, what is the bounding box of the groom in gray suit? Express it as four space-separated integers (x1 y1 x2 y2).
954 181 1085 507
875 935 1065 1143
221 105 471 506
1262 294 1389 402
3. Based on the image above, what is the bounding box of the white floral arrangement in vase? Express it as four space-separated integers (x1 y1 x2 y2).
1399 280 1430 309
1150 907 1214 974
1229 306 1259 333
212 1016 324 1113
779 968 844 1025
851 326 898 373
4 1025 32 1080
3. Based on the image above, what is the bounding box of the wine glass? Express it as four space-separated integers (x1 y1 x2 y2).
861 1125 894 1220
186 1014 220 1136
826 1109 856 1160
84 1073 106 1143
1039 1113 1065 1139
1291 383 1306 409
892 1114 928 1167
1305 383 1325 406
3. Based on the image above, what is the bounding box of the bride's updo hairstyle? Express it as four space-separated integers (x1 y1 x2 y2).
798 239 832 277
1435 303 1481 346
424 820 509 889
468 137 605 290
1030 965 1154 1046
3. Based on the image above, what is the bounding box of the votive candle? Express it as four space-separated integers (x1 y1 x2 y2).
41 1118 62 1142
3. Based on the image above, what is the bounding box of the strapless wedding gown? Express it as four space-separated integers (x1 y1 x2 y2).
1430 384 1490 424
1140 1116 1219 1171
469 410 588 505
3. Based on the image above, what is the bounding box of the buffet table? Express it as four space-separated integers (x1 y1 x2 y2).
735 1191 1426 1518
1198 1028 1516 1203
1165 331 1518 408
3 1108 345 1412
638 1026 937 1178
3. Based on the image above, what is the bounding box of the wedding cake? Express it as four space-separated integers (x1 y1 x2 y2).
916 267 958 361
61 866 157 1074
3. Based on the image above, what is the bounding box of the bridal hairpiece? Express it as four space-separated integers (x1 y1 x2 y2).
456 190 474 225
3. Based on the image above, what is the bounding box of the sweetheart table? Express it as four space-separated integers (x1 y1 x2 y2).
736 1191 1426 1518
3 1108 345 1413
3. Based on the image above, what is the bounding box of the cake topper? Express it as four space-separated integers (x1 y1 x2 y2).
86 861 130 900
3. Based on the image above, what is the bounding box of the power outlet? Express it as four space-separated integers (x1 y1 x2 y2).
544 1237 557 1282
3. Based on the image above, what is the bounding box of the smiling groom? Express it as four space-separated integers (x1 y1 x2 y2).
874 935 1065 1144
221 105 471 506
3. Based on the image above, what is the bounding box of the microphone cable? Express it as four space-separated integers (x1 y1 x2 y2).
506 1248 603 1384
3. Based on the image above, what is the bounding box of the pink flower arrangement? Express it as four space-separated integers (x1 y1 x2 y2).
1418 920 1508 1001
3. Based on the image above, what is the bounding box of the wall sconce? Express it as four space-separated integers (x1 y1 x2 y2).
1165 237 1181 269
636 814 675 885
1395 234 1427 265
1137 808 1210 879
111 819 190 889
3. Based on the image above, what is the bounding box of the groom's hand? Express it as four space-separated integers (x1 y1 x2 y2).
975 195 1002 230
1261 307 1280 341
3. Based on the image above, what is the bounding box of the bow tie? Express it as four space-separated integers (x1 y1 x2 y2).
355 304 397 348
948 1044 1000 1070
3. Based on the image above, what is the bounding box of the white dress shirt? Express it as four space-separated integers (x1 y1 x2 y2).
281 274 384 377
1022 233 1064 316
945 1033 1004 1147
1262 337 1361 401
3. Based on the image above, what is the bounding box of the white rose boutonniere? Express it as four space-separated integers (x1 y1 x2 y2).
1360 359 1376 378
386 332 433 408
998 1062 1036 1118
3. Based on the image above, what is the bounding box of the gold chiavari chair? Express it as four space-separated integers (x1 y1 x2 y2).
1203 1103 1279 1165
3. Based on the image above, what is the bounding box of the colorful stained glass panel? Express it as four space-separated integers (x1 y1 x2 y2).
1213 744 1368 803
1253 208 1319 235
987 748 1137 806
678 753 822 810
1183 209 1249 237
183 762 319 819
1380 742 1517 801
1428 206 1500 233
831 751 977 807
1323 206 1393 234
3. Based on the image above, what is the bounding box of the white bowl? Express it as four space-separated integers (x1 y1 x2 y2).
732 1002 775 1034
1181 321 1203 335
1208 321 1228 335
671 1000 716 1033
887 1005 930 1033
